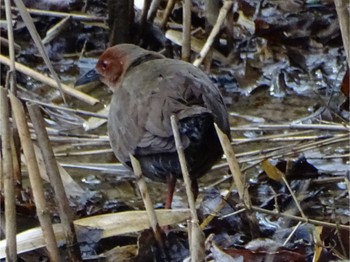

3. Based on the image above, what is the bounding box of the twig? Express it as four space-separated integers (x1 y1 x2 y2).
201 183 245 228
0 54 99 105
230 123 350 132
147 0 162 22
283 221 302 246
9 92 61 261
20 97 107 119
345 177 350 200
170 116 198 221
264 160 306 218
0 87 17 261
233 134 345 144
44 136 109 143
59 162 130 175
193 0 233 67
4 0 16 94
182 0 191 62
4 0 22 186
165 29 228 64
238 136 348 164
42 16 71 45
13 0 67 103
160 0 176 29
231 130 314 144
140 0 152 33
0 36 21 51
9 6 105 21
225 5 234 53
291 106 327 124
170 115 205 262
334 0 349 67
54 148 112 157
27 104 81 261
251 206 350 230
129 154 166 257
214 123 251 207
234 145 288 159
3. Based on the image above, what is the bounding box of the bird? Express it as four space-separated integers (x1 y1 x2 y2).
76 44 231 208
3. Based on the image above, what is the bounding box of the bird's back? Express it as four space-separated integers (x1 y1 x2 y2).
108 58 230 182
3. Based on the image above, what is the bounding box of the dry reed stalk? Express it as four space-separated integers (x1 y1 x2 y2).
20 97 107 119
230 123 350 132
0 36 21 51
27 104 81 261
148 0 162 22
5 0 22 188
182 0 191 62
42 16 71 45
9 92 61 261
10 136 20 186
0 88 17 261
54 148 113 157
0 54 99 105
129 154 166 257
283 221 303 246
214 123 250 206
193 0 233 66
10 6 105 21
334 0 349 67
160 0 176 29
225 7 234 53
165 29 228 63
4 0 16 94
251 206 350 230
170 115 205 262
140 0 152 32
238 136 348 166
13 0 67 103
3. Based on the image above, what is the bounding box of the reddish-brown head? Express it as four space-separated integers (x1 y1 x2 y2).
92 44 164 92
96 46 126 91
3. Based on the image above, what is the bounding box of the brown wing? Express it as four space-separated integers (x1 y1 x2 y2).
107 59 230 165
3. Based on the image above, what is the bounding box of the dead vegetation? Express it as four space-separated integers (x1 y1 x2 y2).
0 0 349 261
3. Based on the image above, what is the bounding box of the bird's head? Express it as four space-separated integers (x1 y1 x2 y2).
75 44 164 92
95 46 125 90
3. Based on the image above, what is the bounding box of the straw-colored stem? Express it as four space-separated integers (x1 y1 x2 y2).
147 0 161 22
334 0 349 67
42 16 71 45
4 0 16 94
0 88 17 261
160 0 176 29
0 36 21 51
10 6 105 21
170 115 205 262
170 115 198 221
230 123 350 132
20 97 107 119
27 103 81 261
193 0 233 66
140 0 152 32
9 92 61 261
182 0 191 62
13 0 67 103
251 206 350 230
129 154 166 254
0 54 99 105
214 123 250 207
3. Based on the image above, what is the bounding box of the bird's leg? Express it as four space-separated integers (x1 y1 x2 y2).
165 173 177 209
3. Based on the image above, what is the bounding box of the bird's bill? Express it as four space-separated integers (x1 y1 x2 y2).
75 68 100 87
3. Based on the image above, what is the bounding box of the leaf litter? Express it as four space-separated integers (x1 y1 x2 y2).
0 0 349 261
